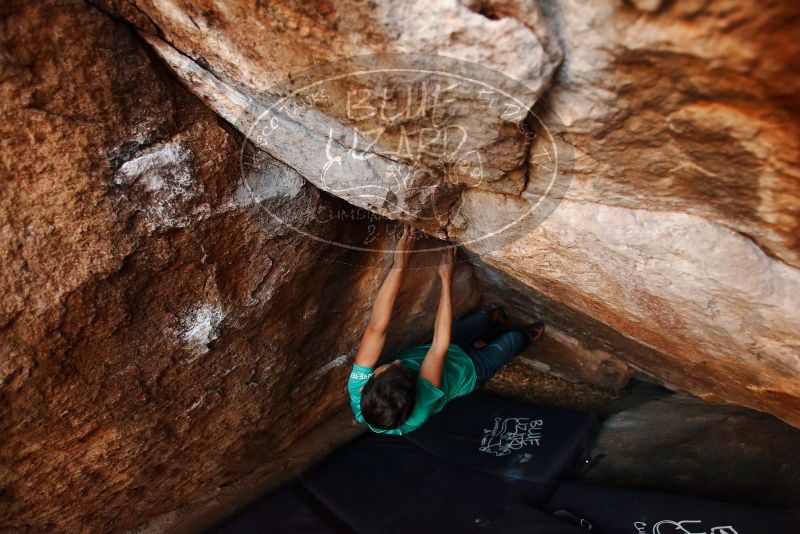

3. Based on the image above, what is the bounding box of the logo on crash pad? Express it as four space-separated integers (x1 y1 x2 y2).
479 416 543 457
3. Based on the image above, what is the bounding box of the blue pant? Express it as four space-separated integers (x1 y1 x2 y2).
450 309 527 387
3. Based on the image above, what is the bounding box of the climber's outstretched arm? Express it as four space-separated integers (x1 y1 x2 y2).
354 225 415 368
419 247 455 388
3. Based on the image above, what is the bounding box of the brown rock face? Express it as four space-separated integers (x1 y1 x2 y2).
3 0 799 530
471 0 800 424
0 2 479 530
95 0 800 427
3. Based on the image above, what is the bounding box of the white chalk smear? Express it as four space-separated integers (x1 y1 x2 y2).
312 353 350 378
180 304 226 358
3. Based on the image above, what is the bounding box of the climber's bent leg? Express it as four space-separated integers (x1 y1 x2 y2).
450 308 502 352
467 330 527 387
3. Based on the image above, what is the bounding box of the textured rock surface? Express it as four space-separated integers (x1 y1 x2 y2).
92 0 559 233
3 0 800 530
0 2 479 530
100 0 800 426
468 0 800 426
111 1 563 234
584 389 800 509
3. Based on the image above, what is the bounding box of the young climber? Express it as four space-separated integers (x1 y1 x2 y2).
348 224 545 435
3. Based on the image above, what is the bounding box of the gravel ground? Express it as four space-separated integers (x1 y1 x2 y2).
481 357 619 411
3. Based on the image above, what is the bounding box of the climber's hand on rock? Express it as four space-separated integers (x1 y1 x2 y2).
392 223 415 269
438 246 455 280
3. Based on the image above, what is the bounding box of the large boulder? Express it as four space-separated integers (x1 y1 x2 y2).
583 391 800 509
0 2 478 530
467 0 800 426
3 0 799 530
100 0 564 234
96 0 800 427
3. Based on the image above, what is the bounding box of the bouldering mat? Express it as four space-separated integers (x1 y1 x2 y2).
405 391 599 484
302 433 550 533
212 482 351 533
545 482 799 534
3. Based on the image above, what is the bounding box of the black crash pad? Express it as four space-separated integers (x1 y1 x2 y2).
405 391 599 484
483 503 587 533
212 482 351 533
302 433 555 533
546 482 799 534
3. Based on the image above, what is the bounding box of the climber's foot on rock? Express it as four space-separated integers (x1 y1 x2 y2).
524 321 546 345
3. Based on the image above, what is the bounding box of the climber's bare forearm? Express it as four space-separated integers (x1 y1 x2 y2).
419 276 452 388
354 266 404 368
354 227 414 368
430 276 452 353
367 266 405 333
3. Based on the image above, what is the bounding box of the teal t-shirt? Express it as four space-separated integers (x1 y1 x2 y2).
347 343 477 435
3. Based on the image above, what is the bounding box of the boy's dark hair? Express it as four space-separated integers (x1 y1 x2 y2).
360 364 417 430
